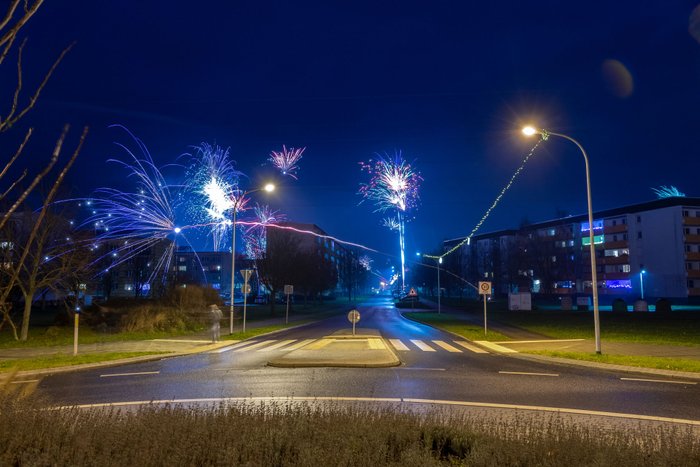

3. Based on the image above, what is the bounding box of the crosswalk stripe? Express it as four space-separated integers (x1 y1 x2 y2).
389 339 410 351
453 341 489 354
410 339 436 352
304 338 333 350
432 340 462 353
210 340 258 354
258 339 297 352
282 339 315 351
233 340 277 352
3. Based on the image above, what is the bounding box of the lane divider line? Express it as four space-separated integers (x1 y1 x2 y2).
100 371 160 378
60 396 700 427
210 340 255 354
493 339 585 344
454 341 488 354
499 371 559 377
620 377 697 385
432 340 462 353
10 379 39 384
258 340 297 352
233 340 277 353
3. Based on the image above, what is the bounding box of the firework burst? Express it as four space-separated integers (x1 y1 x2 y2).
242 204 284 259
269 145 305 179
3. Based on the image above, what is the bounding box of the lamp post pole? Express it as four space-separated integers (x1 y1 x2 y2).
522 127 601 354
437 257 442 314
229 204 238 335
640 270 646 300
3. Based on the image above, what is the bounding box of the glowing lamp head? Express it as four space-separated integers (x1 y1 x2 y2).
641 269 647 274
174 227 182 234
522 126 538 137
439 257 443 264
264 183 275 193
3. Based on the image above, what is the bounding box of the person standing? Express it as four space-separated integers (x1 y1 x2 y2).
209 304 223 342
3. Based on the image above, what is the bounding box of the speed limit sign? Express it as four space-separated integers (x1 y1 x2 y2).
478 281 492 295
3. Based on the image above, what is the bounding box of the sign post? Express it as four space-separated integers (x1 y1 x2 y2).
478 281 492 336
284 285 293 324
73 308 80 356
407 287 418 311
347 309 361 336
241 269 253 333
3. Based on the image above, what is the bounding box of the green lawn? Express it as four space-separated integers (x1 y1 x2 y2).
491 311 700 346
526 350 700 373
0 352 167 372
403 312 510 342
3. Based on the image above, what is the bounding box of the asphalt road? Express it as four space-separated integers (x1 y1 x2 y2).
29 297 700 424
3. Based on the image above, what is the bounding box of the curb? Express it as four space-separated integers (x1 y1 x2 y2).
399 311 700 381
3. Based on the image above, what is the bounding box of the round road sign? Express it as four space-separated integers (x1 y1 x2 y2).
347 309 361 324
478 281 492 295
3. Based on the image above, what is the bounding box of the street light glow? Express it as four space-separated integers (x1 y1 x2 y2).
264 183 275 192
522 126 538 136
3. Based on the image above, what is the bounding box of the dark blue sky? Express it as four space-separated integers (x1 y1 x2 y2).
9 0 700 264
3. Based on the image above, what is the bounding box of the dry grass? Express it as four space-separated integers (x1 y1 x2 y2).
0 398 698 466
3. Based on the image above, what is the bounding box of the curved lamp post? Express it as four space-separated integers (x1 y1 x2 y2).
229 182 275 334
522 126 601 354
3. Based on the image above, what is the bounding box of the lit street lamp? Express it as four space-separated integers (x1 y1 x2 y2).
640 269 647 300
522 126 602 354
229 183 275 334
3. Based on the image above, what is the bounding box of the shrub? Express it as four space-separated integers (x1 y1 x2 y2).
655 298 672 313
611 298 627 313
164 285 223 313
119 305 197 333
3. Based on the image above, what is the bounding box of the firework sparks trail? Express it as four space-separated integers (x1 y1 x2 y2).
359 151 422 290
80 126 195 286
242 204 284 259
381 216 400 231
269 145 305 179
186 143 245 251
359 255 373 271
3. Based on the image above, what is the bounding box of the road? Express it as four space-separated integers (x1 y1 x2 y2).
29 297 700 424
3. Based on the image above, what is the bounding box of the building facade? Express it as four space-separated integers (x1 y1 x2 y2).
444 197 700 302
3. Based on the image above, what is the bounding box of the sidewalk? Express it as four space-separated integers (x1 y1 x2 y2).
416 298 700 379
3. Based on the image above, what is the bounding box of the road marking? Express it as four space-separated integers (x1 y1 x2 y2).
388 339 409 351
395 367 446 371
151 339 212 343
453 341 489 353
368 338 386 350
493 339 585 344
432 340 462 353
304 339 333 350
210 340 254 354
100 371 160 378
258 340 297 352
620 377 697 385
281 339 315 351
499 371 559 377
234 340 277 352
410 339 436 352
474 341 518 353
63 396 700 427
10 379 39 384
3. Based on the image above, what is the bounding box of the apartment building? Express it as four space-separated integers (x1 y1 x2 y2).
444 197 700 302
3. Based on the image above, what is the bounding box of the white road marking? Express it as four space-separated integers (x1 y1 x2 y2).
499 371 559 377
62 396 700 426
620 377 697 385
493 339 585 344
453 341 489 353
258 340 297 352
474 341 518 353
151 339 212 343
210 340 255 354
10 379 39 384
389 339 409 351
100 371 160 378
410 339 436 352
432 340 462 353
233 340 278 352
395 367 446 371
281 339 315 351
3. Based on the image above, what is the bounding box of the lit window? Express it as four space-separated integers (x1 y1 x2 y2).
582 235 604 245
622 265 631 273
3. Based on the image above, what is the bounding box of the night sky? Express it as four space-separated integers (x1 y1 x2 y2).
7 1 700 266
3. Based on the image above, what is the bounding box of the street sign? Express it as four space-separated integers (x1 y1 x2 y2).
347 309 361 324
407 287 418 297
241 284 251 294
284 284 294 295
241 269 253 282
478 281 492 295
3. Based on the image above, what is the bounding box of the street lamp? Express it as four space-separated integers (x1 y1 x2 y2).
640 269 647 300
522 125 602 354
229 183 275 334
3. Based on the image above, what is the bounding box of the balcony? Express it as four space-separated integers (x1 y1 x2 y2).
600 254 630 265
684 234 700 243
601 272 629 280
603 240 628 249
689 288 700 296
687 270 700 279
683 216 700 226
686 252 700 261
604 224 628 234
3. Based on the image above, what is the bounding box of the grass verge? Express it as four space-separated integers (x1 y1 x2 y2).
0 400 697 465
403 312 510 342
0 352 168 373
525 350 700 373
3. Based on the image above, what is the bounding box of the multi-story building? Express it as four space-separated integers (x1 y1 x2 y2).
444 197 700 302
